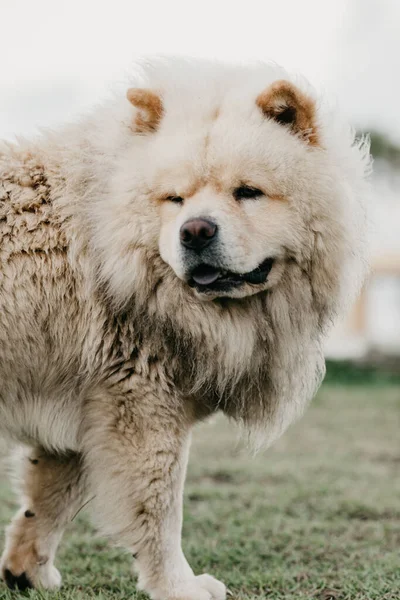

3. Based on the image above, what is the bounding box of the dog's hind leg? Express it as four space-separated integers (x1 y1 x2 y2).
0 448 86 591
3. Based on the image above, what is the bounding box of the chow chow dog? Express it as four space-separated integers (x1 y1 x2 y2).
0 58 369 599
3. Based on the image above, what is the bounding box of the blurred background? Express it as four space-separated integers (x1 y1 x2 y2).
1 0 399 373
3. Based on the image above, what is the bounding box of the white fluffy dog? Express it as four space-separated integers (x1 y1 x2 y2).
0 58 369 599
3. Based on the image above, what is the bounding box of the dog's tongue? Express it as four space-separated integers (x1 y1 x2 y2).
191 265 221 285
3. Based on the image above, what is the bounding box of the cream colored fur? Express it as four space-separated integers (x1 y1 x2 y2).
0 57 370 599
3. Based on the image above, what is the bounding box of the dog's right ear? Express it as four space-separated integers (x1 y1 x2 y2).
126 89 164 133
256 81 319 146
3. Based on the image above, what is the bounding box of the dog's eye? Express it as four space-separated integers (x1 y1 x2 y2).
166 195 184 204
233 186 263 200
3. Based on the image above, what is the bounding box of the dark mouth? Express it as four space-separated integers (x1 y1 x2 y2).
188 258 275 292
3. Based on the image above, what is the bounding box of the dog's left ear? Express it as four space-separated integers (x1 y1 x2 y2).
256 80 319 146
126 88 164 133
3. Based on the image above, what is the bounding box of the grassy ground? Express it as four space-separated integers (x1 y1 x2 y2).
0 384 399 599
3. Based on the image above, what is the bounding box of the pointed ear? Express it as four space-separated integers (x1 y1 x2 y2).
126 88 164 133
256 80 319 146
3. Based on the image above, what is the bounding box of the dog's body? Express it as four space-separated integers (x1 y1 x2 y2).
0 58 369 599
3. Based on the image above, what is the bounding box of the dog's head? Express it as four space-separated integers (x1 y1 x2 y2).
124 78 322 302
143 79 320 302
93 60 368 316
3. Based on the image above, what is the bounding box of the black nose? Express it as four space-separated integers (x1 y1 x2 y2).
180 218 217 251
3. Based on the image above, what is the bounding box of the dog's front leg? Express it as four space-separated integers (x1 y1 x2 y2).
83 379 226 600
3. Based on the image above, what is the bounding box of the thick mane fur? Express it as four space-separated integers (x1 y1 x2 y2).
0 57 371 449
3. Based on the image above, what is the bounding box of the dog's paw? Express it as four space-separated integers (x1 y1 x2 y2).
1 560 61 591
34 564 62 590
1 568 33 591
195 574 226 599
154 574 226 600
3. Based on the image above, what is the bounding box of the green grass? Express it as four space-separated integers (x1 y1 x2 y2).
324 360 400 386
1 384 400 599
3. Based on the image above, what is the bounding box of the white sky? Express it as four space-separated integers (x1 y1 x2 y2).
1 0 399 142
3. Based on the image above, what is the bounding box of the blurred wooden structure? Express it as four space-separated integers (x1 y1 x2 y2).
349 253 400 336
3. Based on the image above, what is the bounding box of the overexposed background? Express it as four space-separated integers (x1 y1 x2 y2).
1 0 399 358
1 0 399 142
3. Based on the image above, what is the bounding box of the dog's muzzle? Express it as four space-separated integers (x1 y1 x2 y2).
179 217 274 293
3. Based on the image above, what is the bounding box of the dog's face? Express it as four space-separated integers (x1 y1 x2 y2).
126 81 320 300
156 141 294 301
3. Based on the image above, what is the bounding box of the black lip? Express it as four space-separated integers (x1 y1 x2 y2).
188 258 275 292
